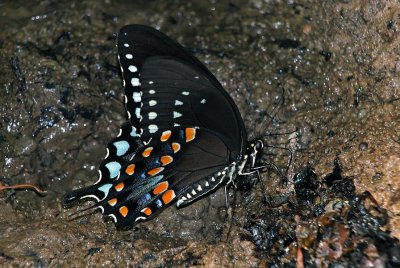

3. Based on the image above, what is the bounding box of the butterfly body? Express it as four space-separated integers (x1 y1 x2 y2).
63 25 263 229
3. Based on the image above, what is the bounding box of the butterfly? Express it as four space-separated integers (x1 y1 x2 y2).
63 25 264 229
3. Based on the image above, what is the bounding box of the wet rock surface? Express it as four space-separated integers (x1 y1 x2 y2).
1 0 399 266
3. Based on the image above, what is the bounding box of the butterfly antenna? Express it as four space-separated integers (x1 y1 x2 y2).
261 126 299 138
269 86 285 124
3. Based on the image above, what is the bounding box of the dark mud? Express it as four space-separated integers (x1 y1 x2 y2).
1 0 399 267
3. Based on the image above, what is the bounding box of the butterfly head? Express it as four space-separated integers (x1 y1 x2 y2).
246 139 264 168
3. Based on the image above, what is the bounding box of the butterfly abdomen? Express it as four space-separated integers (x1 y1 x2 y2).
176 161 240 207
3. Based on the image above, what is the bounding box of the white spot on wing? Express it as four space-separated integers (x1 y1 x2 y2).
131 78 140 87
143 137 152 145
175 100 183 106
135 216 146 222
135 107 141 119
104 148 110 159
133 92 141 102
126 54 133 59
148 124 158 133
177 199 183 207
149 100 157 106
94 170 103 184
182 91 189 95
201 99 206 104
148 112 157 120
149 81 154 84
174 123 180 127
81 194 100 202
128 65 137 72
173 111 182 118
124 43 129 47
149 90 156 94
108 214 117 223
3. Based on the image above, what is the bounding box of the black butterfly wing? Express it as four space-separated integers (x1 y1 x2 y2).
63 122 143 205
117 24 247 160
73 127 229 229
64 25 248 228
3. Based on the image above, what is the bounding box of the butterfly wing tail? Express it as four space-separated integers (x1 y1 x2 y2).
62 183 114 207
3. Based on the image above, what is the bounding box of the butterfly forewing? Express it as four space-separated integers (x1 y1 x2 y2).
117 25 247 160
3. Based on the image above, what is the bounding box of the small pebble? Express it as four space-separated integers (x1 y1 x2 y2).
359 142 368 151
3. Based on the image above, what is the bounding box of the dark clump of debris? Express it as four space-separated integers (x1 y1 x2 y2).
243 161 400 267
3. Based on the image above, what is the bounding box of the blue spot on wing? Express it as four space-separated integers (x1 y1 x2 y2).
148 158 161 168
113 140 130 156
130 127 140 137
137 193 152 207
98 183 112 198
105 161 121 179
138 172 146 180
155 199 162 208
178 129 185 139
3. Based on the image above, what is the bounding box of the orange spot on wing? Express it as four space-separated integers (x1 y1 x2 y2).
185 128 196 142
119 206 128 217
160 130 172 142
141 207 152 216
115 182 124 192
171 142 181 153
142 147 153 157
153 181 169 195
108 198 117 206
160 156 173 166
162 189 176 205
125 164 135 175
147 167 164 176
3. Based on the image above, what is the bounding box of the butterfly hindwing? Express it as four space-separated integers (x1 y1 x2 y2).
77 127 232 229
63 122 143 205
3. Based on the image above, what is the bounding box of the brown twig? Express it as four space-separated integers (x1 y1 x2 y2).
297 246 305 268
0 182 46 196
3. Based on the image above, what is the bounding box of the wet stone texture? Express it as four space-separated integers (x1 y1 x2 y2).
0 0 399 267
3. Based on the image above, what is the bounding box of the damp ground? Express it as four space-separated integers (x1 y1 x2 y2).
0 0 399 267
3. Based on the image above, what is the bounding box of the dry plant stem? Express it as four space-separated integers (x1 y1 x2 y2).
0 182 46 195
